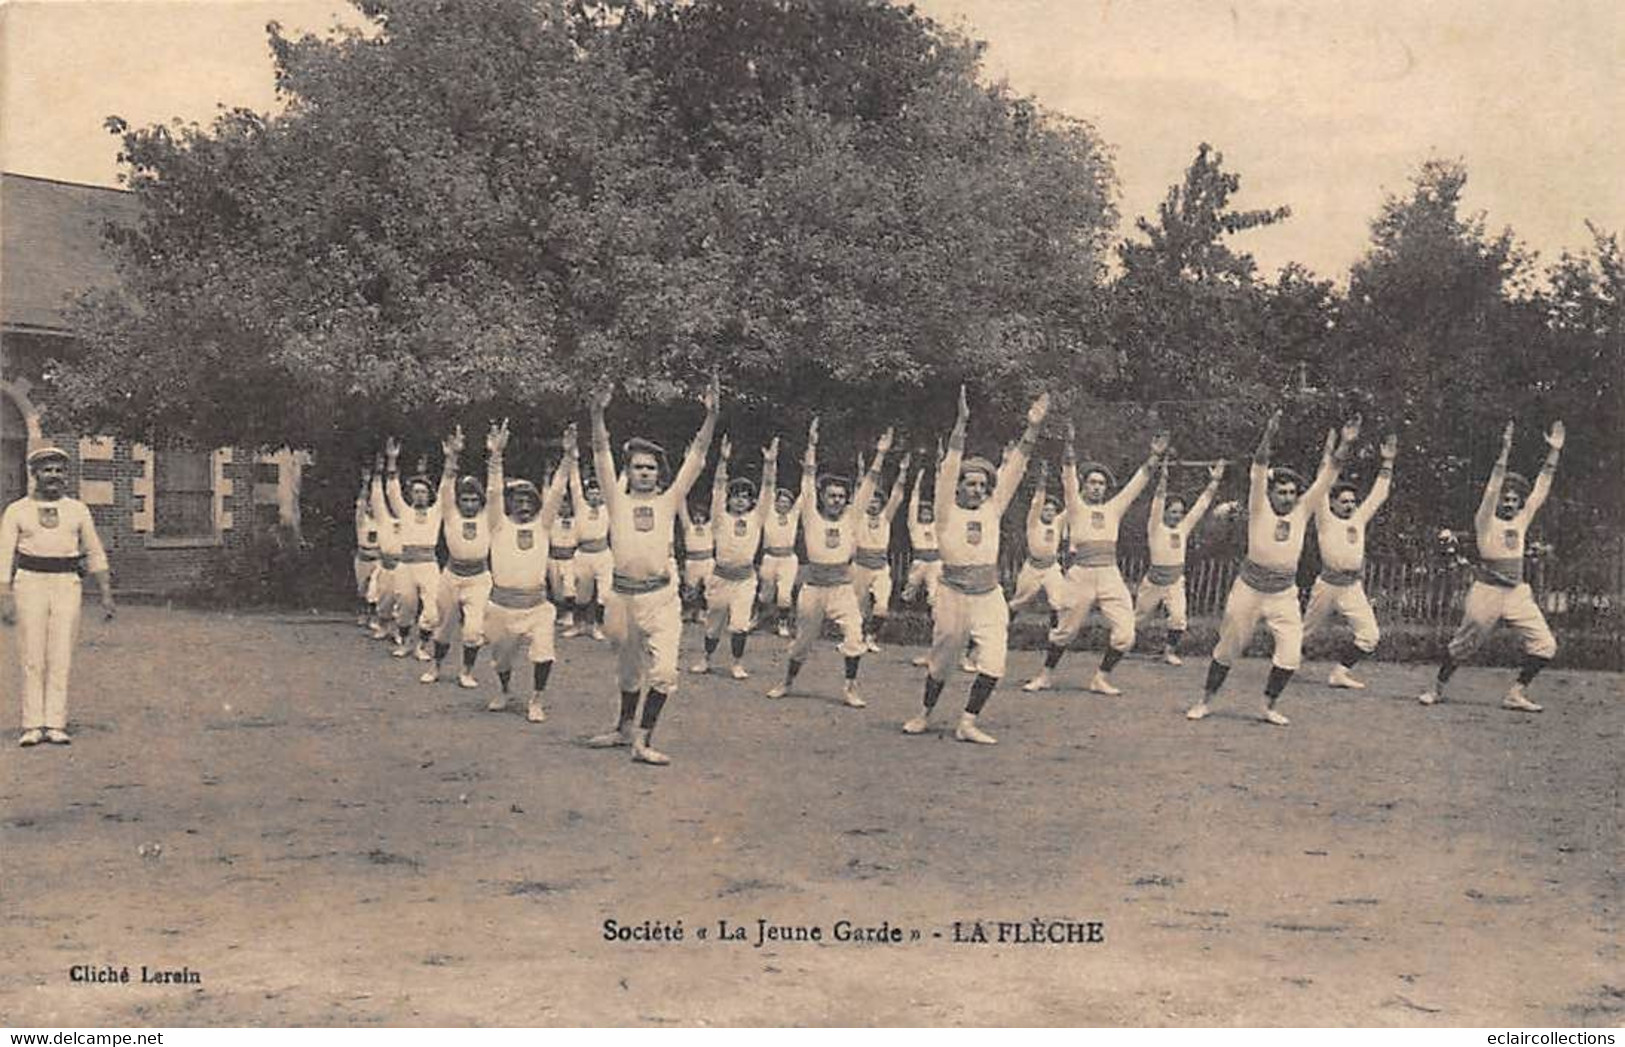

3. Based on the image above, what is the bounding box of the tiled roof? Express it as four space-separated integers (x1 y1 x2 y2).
2 173 141 333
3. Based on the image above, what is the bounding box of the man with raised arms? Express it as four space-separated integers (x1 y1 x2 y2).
1420 421 1564 712
563 463 612 642
1006 461 1070 628
483 419 572 723
383 435 455 661
1135 456 1225 666
422 426 496 690
690 435 779 679
1302 434 1396 689
1186 411 1358 726
678 499 715 624
548 479 580 633
1024 425 1169 696
766 419 894 708
852 448 911 653
903 387 1049 745
900 459 943 609
354 467 383 629
757 484 802 638
585 376 720 765
366 454 404 643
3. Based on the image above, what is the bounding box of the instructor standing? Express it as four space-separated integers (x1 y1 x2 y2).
1 446 115 747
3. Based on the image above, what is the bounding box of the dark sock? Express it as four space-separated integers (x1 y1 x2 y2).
1339 640 1367 670
704 634 719 656
639 690 667 731
1204 660 1230 695
398 624 412 643
784 658 803 686
1007 605 1018 624
1100 648 1124 673
922 675 946 711
730 632 747 659
432 640 451 664
1165 629 1184 651
1516 654 1551 686
1044 644 1065 670
562 598 576 620
1265 666 1295 703
871 616 886 641
1048 609 1059 631
1437 652 1458 685
532 661 553 692
461 644 479 671
618 690 640 727
419 627 434 647
967 673 998 714
844 655 860 681
497 670 512 693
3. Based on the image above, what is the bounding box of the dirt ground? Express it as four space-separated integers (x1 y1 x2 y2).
1 606 1620 1027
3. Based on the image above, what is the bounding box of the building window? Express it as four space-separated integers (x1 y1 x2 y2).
154 450 214 537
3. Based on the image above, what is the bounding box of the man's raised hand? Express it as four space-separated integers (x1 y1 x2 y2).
1150 430 1171 457
876 426 895 456
719 434 733 462
1545 420 1565 450
701 372 721 414
1501 420 1516 450
1380 434 1398 460
956 384 970 424
1208 460 1226 482
1027 391 1051 428
1340 414 1363 445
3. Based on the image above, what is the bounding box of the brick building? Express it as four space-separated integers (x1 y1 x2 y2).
2 172 306 595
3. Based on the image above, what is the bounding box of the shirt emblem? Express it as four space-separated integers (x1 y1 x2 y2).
517 529 535 551
462 521 478 541
633 507 656 533
967 520 983 546
824 526 842 549
1090 511 1105 529
1346 525 1359 545
38 506 60 529
1273 520 1292 542
733 519 748 537
1503 528 1518 550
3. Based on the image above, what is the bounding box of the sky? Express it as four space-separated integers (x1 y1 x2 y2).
2 0 1621 279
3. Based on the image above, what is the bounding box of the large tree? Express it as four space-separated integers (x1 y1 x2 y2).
55 0 1118 491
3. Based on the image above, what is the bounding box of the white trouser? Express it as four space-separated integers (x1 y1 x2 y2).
1302 578 1379 652
788 583 865 662
1010 560 1068 611
14 571 82 730
1134 576 1189 632
758 554 799 608
929 586 1010 680
1212 577 1302 670
704 571 757 636
1448 581 1557 660
605 582 683 694
394 561 440 631
903 559 942 606
683 559 714 590
547 556 578 604
1049 565 1135 652
486 601 558 671
852 562 892 617
432 570 493 645
354 556 379 598
573 549 613 605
